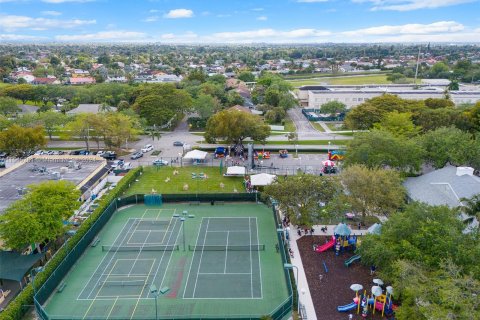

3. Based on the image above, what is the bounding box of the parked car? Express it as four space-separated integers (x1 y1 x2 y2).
111 159 125 168
141 144 154 153
152 159 169 166
0 151 7 158
173 141 184 147
130 152 143 160
78 150 90 155
101 151 117 160
46 150 55 155
35 150 46 155
96 150 106 156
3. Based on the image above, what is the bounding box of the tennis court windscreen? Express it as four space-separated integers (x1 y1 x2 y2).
102 245 179 252
188 244 265 251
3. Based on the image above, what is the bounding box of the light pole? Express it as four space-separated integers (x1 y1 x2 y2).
30 266 44 296
284 263 300 317
150 284 170 320
328 141 331 154
180 217 186 251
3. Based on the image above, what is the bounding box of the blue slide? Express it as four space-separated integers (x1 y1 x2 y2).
337 302 357 312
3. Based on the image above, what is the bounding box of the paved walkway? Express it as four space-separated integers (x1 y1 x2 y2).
284 223 368 319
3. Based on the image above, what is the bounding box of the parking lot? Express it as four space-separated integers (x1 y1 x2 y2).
0 157 105 213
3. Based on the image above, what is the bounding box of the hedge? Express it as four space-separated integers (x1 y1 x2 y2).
0 167 143 320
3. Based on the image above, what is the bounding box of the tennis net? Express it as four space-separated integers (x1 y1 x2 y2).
102 244 179 252
100 280 146 287
132 219 171 227
188 244 265 251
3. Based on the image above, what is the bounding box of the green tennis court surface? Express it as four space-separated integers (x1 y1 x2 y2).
43 203 289 319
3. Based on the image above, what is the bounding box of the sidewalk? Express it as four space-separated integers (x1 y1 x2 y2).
285 223 369 320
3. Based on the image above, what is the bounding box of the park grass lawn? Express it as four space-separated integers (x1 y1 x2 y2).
283 118 296 133
335 131 355 136
125 166 245 195
288 74 416 87
326 122 345 131
311 122 325 132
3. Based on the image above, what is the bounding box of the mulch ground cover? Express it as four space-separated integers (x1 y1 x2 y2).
298 235 391 320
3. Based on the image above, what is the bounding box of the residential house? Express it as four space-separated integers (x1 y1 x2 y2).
68 77 96 85
66 104 117 115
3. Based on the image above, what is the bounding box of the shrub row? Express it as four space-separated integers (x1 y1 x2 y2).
0 167 143 320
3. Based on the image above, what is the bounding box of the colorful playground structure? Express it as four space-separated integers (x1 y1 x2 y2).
338 284 395 318
254 151 271 160
328 150 345 161
344 254 361 267
214 147 227 158
279 149 288 158
313 223 358 255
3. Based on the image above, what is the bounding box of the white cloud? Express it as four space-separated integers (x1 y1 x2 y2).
55 30 146 41
0 33 45 41
143 16 159 22
160 31 198 41
210 28 331 43
342 21 464 36
149 9 159 13
0 14 95 31
164 9 193 19
41 11 62 16
257 16 268 21
352 0 475 11
297 0 329 2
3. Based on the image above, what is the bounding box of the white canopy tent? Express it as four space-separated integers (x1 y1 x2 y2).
225 166 246 176
183 150 208 160
250 173 276 186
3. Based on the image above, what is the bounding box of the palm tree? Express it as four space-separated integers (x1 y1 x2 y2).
459 194 480 224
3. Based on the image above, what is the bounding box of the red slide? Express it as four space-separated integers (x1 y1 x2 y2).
315 236 335 252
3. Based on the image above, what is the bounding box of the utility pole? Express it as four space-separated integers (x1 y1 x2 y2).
414 46 421 86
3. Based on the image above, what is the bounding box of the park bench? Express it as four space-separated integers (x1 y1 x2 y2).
57 281 66 293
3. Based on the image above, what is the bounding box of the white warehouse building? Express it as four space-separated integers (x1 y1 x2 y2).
297 84 480 109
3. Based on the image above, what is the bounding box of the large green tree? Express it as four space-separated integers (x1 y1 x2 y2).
263 175 341 227
37 111 69 140
341 165 405 223
320 101 347 116
373 111 420 138
0 125 46 156
0 180 80 251
3 84 36 104
418 126 474 168
0 96 19 116
204 109 270 144
344 130 424 172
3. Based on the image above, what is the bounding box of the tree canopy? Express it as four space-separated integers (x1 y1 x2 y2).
263 175 341 228
0 180 80 251
204 109 270 144
0 125 46 156
341 165 405 223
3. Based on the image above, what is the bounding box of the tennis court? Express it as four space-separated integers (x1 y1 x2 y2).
43 203 290 319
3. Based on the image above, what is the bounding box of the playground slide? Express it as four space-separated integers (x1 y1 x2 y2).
337 302 357 312
315 236 335 253
344 254 361 267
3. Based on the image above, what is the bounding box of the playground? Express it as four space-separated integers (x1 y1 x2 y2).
298 235 388 320
41 203 290 319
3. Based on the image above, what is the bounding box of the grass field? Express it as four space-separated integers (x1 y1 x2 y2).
310 122 325 132
288 74 414 87
283 118 296 133
43 203 290 319
126 166 246 195
325 122 345 131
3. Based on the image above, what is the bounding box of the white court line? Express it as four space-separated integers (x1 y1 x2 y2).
85 209 149 298
127 230 152 276
183 297 263 300
198 272 252 275
78 217 138 299
149 210 179 291
224 231 229 274
78 297 142 301
157 218 183 291
249 217 253 298
206 230 250 233
83 250 126 319
183 217 204 299
192 218 210 298
108 274 149 277
255 217 263 299
105 296 118 319
129 256 156 318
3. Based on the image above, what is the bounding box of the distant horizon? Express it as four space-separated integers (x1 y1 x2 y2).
0 0 479 43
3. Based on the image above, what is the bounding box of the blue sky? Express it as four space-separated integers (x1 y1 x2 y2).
0 0 479 42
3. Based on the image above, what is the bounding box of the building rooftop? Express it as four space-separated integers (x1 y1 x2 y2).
0 156 106 213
